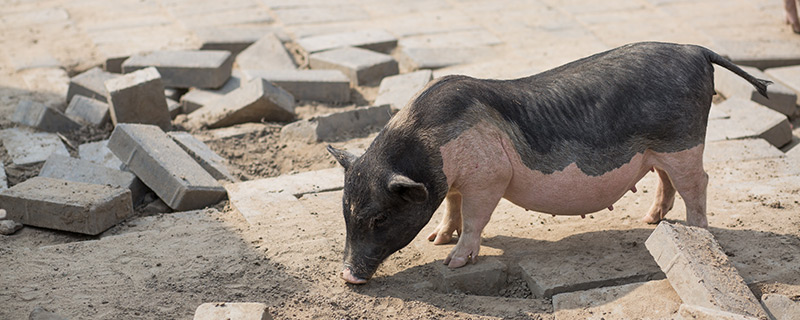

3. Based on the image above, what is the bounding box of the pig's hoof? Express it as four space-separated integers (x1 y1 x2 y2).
427 231 456 245
641 215 662 224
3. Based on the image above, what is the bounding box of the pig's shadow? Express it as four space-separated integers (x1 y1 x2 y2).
354 224 800 318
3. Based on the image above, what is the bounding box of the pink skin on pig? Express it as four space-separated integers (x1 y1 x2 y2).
429 121 709 268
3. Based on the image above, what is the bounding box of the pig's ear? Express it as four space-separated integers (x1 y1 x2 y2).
388 174 428 203
326 145 357 170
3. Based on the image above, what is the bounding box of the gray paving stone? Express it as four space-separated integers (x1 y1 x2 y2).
0 177 133 235
401 46 496 69
645 222 769 319
706 98 792 148
0 128 69 166
168 131 235 182
12 100 81 133
186 77 295 129
39 154 147 206
65 95 110 126
196 26 291 56
552 280 681 320
678 304 760 320
281 105 391 143
765 65 800 108
78 140 124 170
67 67 119 103
0 162 7 190
704 139 785 163
105 67 172 131
234 33 296 72
761 294 800 320
122 50 234 89
714 65 798 117
108 123 227 211
374 70 432 110
434 257 507 296
310 47 398 86
225 189 305 226
243 69 350 103
226 167 343 198
193 302 272 320
297 29 397 54
180 71 243 114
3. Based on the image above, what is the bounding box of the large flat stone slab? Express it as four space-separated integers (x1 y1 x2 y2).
121 50 234 89
309 47 398 86
714 64 798 117
108 123 227 211
280 105 391 143
179 70 243 114
297 29 397 54
706 98 792 148
39 154 147 206
232 168 343 197
374 70 432 110
224 189 305 226
645 222 769 319
552 280 681 320
186 77 295 129
0 128 69 166
243 69 350 103
765 64 800 107
0 177 133 235
105 67 172 131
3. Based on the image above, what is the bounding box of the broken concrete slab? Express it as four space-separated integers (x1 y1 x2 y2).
714 64 798 117
0 177 133 235
765 65 800 108
186 77 295 129
761 293 800 320
65 95 110 126
12 99 81 133
108 123 227 211
168 131 235 182
678 304 760 320
234 33 296 72
281 105 391 143
297 29 398 54
121 50 234 89
225 188 305 226
227 167 343 198
39 154 147 206
704 139 784 163
434 257 507 296
193 302 273 320
0 128 69 166
243 69 350 103
180 70 243 114
78 140 124 169
105 67 172 131
67 67 119 103
196 26 290 56
309 47 398 86
374 70 432 110
645 222 769 319
552 280 682 320
706 98 792 148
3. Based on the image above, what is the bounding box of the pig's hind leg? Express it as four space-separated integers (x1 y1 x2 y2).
641 168 677 224
649 145 709 228
427 190 463 244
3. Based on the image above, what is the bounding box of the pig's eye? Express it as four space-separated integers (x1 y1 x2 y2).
371 214 388 228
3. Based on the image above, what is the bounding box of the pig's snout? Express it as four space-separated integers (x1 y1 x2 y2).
342 267 368 284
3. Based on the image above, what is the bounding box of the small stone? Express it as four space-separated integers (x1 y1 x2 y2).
0 219 23 235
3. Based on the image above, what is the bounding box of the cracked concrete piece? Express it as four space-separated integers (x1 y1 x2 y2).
226 168 343 198
243 69 350 103
0 128 69 166
706 98 792 148
186 77 295 129
434 257 507 296
39 154 147 206
374 70 432 110
168 131 235 182
122 50 234 89
12 100 81 133
180 71 243 114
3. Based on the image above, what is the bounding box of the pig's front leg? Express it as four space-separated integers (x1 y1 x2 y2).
427 190 462 244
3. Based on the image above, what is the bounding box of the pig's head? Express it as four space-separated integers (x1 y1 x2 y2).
327 144 443 284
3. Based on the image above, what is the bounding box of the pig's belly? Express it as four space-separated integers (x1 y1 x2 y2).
503 152 652 215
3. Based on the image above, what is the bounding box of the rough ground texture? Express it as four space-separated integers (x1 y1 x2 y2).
2 0 800 319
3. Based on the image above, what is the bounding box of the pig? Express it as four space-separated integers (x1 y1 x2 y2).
327 42 771 284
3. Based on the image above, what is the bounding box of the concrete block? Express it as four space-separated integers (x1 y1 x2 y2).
715 65 798 117
434 257 506 296
765 65 800 108
196 26 291 56
0 162 6 190
678 304 760 320
281 105 391 143
39 154 147 206
167 98 181 119
0 128 69 166
243 69 350 103
0 177 133 235
761 294 800 320
704 139 785 163
186 77 295 129
235 33 296 72
706 98 792 148
65 95 110 126
122 50 234 89
108 123 227 211
226 167 343 198
12 100 81 133
552 280 681 320
0 220 23 235
105 67 172 131
180 71 243 114
78 140 124 169
309 47 398 86
20 68 69 107
272 5 369 26
168 131 235 181
297 29 397 54
374 70 432 110
67 67 119 103
645 222 769 319
193 302 272 320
